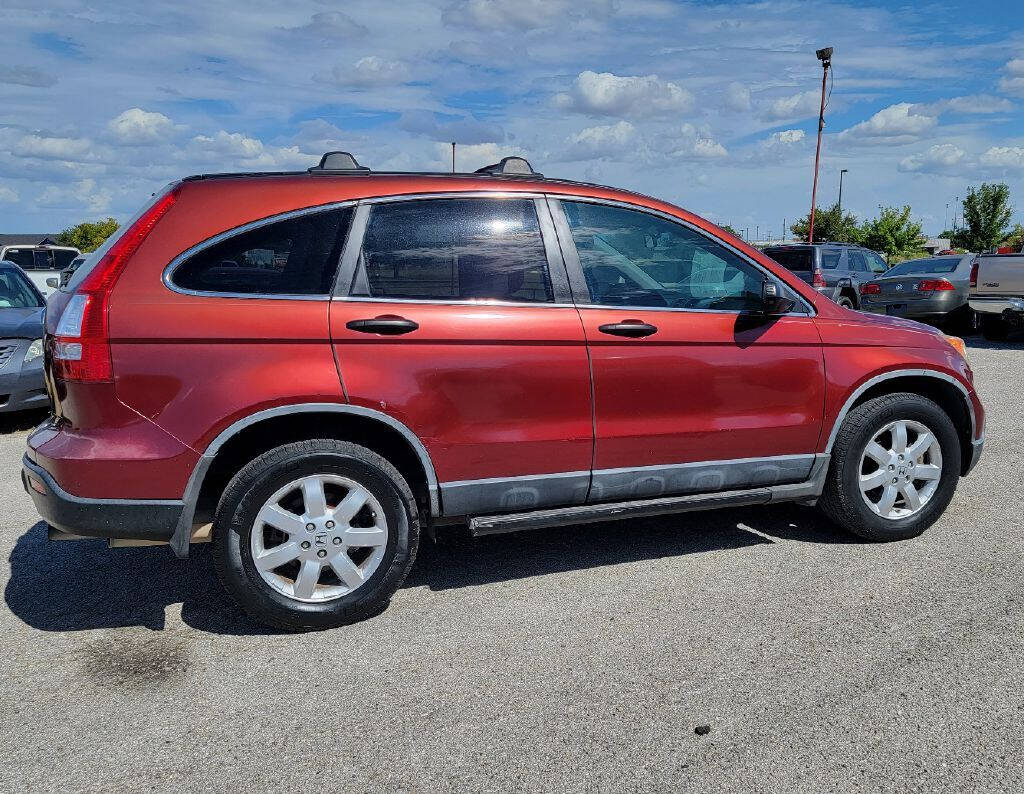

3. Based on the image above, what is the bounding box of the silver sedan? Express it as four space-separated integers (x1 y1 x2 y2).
859 254 977 331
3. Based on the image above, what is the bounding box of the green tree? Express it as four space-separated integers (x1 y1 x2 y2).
1000 222 1024 251
959 183 1012 252
56 218 119 253
860 205 925 262
720 224 740 237
790 202 862 243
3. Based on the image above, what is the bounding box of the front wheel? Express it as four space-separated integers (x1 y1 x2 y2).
213 439 419 631
819 393 961 541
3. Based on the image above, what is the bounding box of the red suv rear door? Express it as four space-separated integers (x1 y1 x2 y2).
548 197 825 503
329 194 593 517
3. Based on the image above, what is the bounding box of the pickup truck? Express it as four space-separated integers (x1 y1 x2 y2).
970 252 1024 341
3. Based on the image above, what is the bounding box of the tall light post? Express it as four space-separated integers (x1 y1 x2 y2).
954 195 959 231
837 168 848 215
807 46 833 244
451 142 456 173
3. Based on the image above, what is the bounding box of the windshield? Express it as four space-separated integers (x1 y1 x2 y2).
764 247 814 271
886 257 960 276
0 269 43 308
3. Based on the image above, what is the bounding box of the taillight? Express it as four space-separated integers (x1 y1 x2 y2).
918 279 955 291
51 186 179 382
969 260 979 288
860 283 881 295
812 270 826 288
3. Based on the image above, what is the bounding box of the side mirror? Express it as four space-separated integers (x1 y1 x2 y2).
761 280 797 315
45 277 58 288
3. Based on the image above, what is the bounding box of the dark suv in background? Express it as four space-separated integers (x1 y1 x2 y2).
763 243 888 309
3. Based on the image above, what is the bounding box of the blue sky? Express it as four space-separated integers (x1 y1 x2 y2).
2 0 1023 237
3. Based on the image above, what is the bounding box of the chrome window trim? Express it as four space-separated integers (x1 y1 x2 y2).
546 194 817 318
161 199 359 301
823 369 978 452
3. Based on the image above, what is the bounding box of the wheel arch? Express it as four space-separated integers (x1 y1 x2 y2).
170 404 439 557
825 370 976 475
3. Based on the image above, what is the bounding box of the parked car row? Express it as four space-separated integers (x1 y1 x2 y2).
0 243 80 298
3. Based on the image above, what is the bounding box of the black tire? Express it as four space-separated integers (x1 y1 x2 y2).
980 314 1010 341
836 295 856 310
212 439 418 631
818 393 961 542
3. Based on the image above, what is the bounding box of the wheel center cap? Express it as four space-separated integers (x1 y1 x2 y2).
897 464 908 477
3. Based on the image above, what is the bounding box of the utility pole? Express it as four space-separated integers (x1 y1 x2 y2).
808 47 833 244
756 224 759 242
945 203 949 231
451 142 456 173
954 195 959 231
838 168 848 215
783 218 787 242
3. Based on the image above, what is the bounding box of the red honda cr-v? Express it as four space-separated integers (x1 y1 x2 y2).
23 153 984 630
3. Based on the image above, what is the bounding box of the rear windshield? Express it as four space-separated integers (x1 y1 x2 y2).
3 249 35 270
764 247 814 271
886 257 960 276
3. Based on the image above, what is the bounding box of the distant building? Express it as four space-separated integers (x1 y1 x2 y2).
0 234 61 248
921 237 951 255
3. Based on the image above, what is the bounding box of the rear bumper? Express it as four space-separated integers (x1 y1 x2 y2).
969 296 1024 316
21 454 183 541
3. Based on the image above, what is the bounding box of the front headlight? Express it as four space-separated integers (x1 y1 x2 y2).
24 338 44 364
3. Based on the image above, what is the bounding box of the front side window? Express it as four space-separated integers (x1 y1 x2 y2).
172 207 352 295
0 270 43 308
562 200 765 311
866 252 888 273
353 198 553 303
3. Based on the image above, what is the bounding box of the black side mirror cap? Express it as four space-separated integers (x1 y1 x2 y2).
761 280 797 315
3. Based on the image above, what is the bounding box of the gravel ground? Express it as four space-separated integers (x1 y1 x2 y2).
2 338 1023 792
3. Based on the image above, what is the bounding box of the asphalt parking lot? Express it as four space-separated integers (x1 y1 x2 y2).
2 338 1023 792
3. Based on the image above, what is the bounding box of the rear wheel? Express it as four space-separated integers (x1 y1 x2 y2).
213 439 418 631
836 295 856 310
819 393 960 541
981 314 1010 341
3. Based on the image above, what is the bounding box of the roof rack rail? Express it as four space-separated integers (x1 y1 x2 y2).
308 151 371 175
474 156 542 178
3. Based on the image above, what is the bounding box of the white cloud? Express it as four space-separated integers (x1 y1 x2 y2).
188 131 312 169
746 129 806 164
13 134 93 160
555 70 694 118
286 11 368 40
0 185 18 203
107 108 175 145
655 124 727 160
916 95 1013 115
724 82 751 113
837 102 936 144
431 141 528 172
443 0 614 31
316 56 410 88
760 90 821 122
999 59 1024 97
979 146 1024 170
0 65 56 88
563 121 637 160
898 143 967 173
38 179 111 213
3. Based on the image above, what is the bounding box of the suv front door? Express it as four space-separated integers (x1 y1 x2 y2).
549 197 825 503
329 195 594 516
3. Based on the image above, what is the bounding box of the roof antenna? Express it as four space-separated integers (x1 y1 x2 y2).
451 142 456 173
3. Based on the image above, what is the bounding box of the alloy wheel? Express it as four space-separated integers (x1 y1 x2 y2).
250 474 388 602
858 419 943 520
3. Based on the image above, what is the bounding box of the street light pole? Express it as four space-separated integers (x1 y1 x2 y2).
807 47 833 244
838 168 848 215
451 142 456 173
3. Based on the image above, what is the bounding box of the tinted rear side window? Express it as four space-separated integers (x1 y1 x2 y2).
765 248 813 272
172 207 352 295
821 250 841 269
52 249 78 269
3 249 34 270
354 198 553 303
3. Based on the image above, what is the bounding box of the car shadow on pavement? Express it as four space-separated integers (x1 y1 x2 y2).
6 505 856 635
0 408 47 435
404 503 858 592
5 521 277 635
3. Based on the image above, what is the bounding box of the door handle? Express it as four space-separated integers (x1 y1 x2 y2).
345 315 420 335
598 319 658 338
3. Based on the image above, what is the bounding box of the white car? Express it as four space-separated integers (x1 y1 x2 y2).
0 244 80 298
